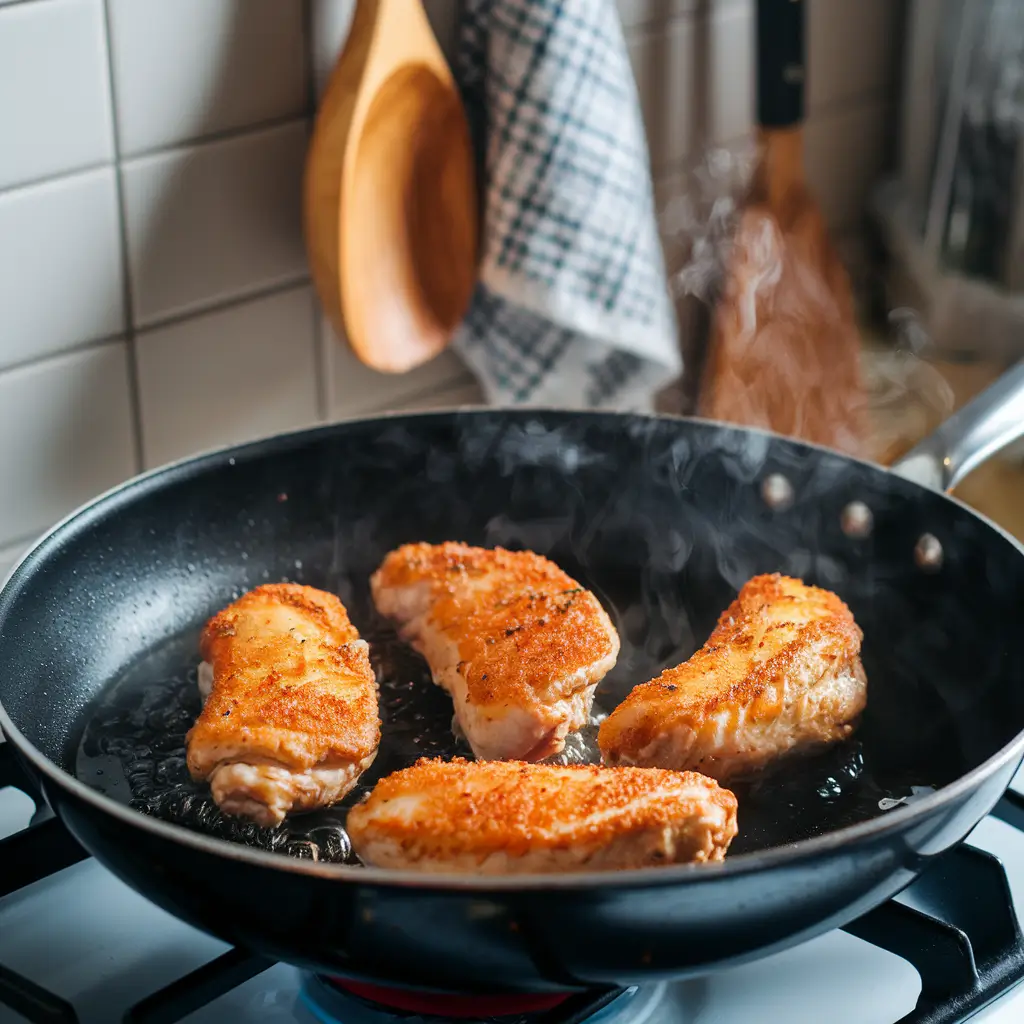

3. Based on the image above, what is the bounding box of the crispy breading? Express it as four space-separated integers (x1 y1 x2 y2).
347 757 737 873
370 542 619 761
598 574 866 780
186 583 380 827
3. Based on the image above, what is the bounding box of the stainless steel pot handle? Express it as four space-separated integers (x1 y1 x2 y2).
890 359 1024 492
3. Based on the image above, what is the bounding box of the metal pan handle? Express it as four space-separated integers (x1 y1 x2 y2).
890 359 1024 492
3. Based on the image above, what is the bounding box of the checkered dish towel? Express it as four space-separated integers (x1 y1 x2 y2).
451 0 681 412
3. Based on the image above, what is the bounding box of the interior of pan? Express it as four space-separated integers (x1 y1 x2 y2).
2 408 1024 867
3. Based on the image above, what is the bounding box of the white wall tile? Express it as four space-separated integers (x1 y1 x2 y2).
107 0 307 156
0 343 135 546
0 0 907 526
423 0 460 60
136 286 320 468
0 168 125 371
0 0 114 190
0 540 28 583
807 0 901 113
709 0 753 143
322 316 471 419
311 0 457 101
121 121 309 327
805 101 891 231
310 0 356 100
628 14 697 170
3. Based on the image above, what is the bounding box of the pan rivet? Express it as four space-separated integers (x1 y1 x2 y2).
914 533 944 572
840 501 873 539
761 473 794 511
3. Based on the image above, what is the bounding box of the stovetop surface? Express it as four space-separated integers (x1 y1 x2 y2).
3 762 1024 1024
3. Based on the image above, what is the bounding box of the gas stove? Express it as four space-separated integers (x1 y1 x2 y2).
3 740 1024 1024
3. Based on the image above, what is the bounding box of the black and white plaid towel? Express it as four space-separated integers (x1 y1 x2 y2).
451 0 681 411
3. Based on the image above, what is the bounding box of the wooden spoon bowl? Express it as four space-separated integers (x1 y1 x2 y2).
304 0 478 373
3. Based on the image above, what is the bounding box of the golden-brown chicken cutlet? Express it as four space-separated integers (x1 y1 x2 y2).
346 757 737 873
598 574 866 781
186 583 380 827
370 542 620 762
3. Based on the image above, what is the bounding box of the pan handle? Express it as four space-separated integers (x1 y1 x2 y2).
890 359 1024 492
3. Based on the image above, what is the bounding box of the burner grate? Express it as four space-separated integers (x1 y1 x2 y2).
121 948 274 1024
0 964 79 1024
844 822 1024 1024
0 744 88 1024
3 736 1024 1024
0 746 89 903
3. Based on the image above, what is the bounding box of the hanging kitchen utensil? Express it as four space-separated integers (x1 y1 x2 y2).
698 0 868 456
303 0 479 373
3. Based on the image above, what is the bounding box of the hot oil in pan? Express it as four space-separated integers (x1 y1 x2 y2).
75 617 474 864
75 588 936 865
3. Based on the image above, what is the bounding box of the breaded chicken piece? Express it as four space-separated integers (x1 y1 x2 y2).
370 542 620 762
186 583 380 828
598 574 866 781
347 757 737 873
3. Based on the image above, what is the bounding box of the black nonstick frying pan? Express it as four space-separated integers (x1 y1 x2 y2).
2 361 1024 999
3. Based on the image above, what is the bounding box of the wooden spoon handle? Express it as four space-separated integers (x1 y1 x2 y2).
756 0 806 130
344 0 446 94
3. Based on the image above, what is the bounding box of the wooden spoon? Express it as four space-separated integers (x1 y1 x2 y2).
303 0 478 374
698 0 867 456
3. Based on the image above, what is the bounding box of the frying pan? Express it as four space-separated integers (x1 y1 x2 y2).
2 363 1024 998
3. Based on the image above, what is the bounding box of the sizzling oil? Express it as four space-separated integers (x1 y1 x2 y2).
75 602 935 865
75 616 477 863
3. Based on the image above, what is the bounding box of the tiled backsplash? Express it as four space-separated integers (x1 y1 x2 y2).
0 0 903 572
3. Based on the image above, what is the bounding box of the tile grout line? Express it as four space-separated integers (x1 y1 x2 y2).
99 0 145 475
135 274 313 336
0 111 311 203
0 274 328 383
116 111 313 167
0 333 125 378
0 159 114 201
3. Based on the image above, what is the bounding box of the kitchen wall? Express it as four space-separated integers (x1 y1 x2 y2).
0 0 904 575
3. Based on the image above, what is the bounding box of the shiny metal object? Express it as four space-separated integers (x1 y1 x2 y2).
890 358 1024 493
841 501 874 539
914 533 944 571
761 473 794 510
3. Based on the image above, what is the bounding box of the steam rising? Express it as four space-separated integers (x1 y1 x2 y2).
64 396 1009 862
663 140 759 307
661 143 956 464
865 309 957 464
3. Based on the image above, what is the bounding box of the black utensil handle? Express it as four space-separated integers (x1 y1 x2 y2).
757 0 806 129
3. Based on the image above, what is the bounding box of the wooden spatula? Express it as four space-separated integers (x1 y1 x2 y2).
697 0 867 456
303 0 478 374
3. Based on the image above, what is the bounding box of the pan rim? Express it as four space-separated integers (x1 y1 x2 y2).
2 406 1024 892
